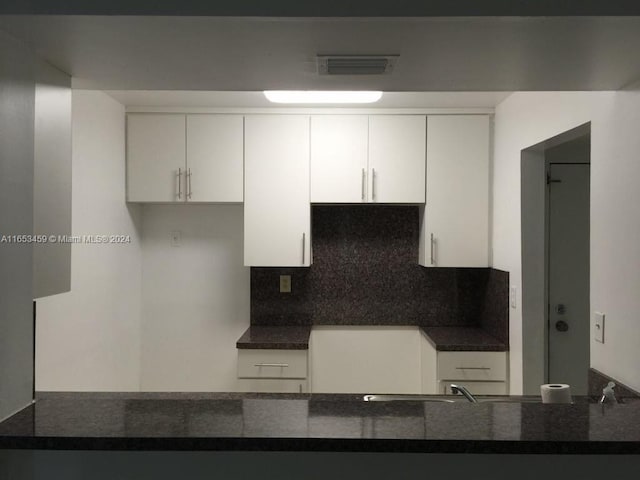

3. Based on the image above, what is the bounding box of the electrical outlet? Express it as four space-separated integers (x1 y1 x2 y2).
279 275 291 293
510 286 517 309
171 231 181 247
594 312 605 343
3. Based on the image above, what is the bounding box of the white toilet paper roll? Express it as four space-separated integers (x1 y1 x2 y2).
540 384 572 404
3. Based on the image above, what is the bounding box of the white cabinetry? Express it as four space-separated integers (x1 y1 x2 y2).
310 326 422 394
419 330 438 394
237 349 308 393
419 115 490 267
186 115 244 202
310 115 425 203
437 351 508 395
244 115 311 267
310 115 369 203
126 114 243 203
368 115 426 203
420 336 508 395
127 114 186 202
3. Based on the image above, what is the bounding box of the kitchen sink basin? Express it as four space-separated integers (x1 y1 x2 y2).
363 394 456 403
363 394 544 403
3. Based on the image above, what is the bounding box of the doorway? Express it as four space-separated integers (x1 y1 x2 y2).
521 124 591 395
547 161 590 393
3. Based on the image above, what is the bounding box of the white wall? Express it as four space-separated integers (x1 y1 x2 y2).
33 59 72 299
0 29 35 420
493 90 640 393
139 204 249 391
36 90 143 391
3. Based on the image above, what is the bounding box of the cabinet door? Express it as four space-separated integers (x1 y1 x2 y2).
186 115 244 202
127 114 186 202
244 115 311 267
310 115 368 203
368 115 426 203
420 115 490 267
310 326 421 394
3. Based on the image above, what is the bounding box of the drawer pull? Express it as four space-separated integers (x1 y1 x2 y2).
254 363 289 368
455 367 491 370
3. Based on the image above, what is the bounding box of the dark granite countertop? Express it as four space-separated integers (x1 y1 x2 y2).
236 326 311 350
421 326 508 351
237 325 505 351
1 392 640 453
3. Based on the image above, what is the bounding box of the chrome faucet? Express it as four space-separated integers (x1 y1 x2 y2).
450 384 478 403
599 381 618 404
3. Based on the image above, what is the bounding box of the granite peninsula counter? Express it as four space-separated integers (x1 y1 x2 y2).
1 393 639 454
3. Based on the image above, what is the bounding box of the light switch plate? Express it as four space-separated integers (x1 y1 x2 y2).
279 275 291 293
510 286 517 309
594 312 605 343
171 231 181 247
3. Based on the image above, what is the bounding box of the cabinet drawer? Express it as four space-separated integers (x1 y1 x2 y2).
237 379 309 393
437 351 507 381
238 349 308 379
439 380 508 396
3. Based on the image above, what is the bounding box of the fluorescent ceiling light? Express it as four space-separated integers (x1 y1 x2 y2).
264 91 383 104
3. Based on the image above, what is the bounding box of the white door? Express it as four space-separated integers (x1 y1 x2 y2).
186 115 244 202
310 115 369 203
548 163 590 394
127 114 186 202
420 115 490 267
244 115 311 267
368 115 425 203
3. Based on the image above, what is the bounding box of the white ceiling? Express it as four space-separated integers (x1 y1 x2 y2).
2 15 640 91
105 90 511 108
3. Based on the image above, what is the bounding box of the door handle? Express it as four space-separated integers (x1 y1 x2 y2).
371 168 376 201
555 320 569 332
177 168 182 200
430 233 435 265
302 232 306 265
187 168 192 199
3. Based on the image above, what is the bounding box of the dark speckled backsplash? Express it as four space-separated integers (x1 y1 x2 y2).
251 206 508 343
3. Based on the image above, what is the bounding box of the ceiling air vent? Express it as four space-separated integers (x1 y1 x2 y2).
317 55 399 75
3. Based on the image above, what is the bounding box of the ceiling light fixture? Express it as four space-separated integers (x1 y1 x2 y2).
263 91 383 104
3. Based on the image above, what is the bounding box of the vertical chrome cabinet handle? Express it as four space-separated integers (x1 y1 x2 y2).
177 168 182 199
302 233 306 264
372 168 376 201
187 168 192 199
430 233 435 265
361 168 366 201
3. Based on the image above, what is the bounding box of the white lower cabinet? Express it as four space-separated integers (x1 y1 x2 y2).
238 328 507 395
237 349 308 393
420 331 508 395
310 326 422 394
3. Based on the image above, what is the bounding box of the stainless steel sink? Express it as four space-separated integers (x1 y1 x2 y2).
477 396 543 403
363 394 456 403
363 394 543 403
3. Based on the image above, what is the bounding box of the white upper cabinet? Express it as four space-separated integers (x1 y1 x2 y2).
368 115 426 203
127 114 244 203
127 114 186 202
420 115 490 268
310 115 426 203
186 115 244 202
310 115 369 203
244 115 311 267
